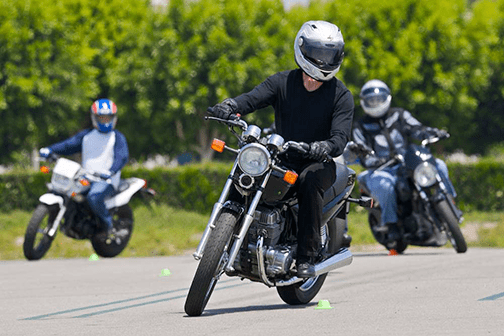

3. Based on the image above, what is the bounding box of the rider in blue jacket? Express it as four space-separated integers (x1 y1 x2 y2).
39 99 129 239
350 80 456 240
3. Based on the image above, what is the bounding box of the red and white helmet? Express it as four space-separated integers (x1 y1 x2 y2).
90 99 117 133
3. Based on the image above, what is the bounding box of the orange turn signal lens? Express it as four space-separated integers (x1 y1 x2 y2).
211 139 225 153
79 179 90 187
40 166 50 174
283 170 298 185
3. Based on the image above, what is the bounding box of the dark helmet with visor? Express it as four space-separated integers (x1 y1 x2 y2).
294 21 345 81
359 79 392 118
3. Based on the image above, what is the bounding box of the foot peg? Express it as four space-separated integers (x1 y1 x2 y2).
348 196 373 208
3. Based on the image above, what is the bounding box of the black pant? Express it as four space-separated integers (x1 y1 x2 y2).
293 160 336 258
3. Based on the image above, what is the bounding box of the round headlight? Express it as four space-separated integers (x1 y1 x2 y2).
413 162 438 187
237 144 270 176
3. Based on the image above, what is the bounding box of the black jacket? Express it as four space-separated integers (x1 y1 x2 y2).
352 108 432 168
233 68 354 160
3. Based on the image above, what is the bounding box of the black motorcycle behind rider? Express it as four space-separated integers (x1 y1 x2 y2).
344 79 466 253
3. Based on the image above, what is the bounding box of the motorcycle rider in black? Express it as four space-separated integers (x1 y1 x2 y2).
209 21 354 278
350 79 457 240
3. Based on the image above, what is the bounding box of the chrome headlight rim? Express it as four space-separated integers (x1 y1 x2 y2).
237 143 271 177
413 162 438 188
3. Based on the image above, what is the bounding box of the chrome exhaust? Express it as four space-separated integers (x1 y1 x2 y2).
276 248 353 287
314 248 353 276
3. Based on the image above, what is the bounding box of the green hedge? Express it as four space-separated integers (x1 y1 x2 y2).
0 160 502 214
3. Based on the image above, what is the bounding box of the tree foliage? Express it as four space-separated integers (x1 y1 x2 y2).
0 0 503 165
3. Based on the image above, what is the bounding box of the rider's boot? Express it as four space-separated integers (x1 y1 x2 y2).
375 223 400 242
296 256 316 278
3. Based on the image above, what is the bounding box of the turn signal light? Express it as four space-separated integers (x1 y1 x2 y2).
79 179 90 187
283 170 298 185
211 139 225 153
40 166 50 174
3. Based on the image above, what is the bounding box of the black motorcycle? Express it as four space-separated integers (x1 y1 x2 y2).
346 132 467 254
184 112 371 316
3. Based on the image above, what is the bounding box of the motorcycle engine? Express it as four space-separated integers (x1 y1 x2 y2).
233 207 295 278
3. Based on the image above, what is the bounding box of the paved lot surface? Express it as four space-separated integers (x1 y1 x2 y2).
1 247 503 336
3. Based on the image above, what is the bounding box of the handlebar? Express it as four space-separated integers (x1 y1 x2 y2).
205 107 248 130
421 131 450 147
281 141 333 162
39 154 110 182
346 141 375 157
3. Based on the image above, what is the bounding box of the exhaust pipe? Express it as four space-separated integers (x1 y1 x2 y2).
276 248 353 287
314 248 353 276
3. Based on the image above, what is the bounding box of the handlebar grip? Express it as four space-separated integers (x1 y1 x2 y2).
299 142 310 152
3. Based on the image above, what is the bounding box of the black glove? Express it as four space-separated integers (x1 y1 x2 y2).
210 98 238 120
307 141 331 162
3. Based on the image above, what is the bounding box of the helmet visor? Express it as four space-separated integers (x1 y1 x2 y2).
300 39 344 71
96 114 115 124
360 87 391 108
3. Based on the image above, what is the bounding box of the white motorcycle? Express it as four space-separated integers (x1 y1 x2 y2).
23 155 154 260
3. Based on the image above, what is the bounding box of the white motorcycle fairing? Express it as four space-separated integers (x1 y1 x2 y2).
105 177 145 209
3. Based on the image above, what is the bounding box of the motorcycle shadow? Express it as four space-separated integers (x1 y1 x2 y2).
191 303 317 317
352 250 451 258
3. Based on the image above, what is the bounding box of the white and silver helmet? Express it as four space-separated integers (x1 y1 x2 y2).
294 21 345 82
359 79 392 118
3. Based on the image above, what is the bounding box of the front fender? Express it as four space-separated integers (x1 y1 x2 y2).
39 193 64 206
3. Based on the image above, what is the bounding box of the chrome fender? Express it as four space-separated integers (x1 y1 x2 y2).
39 193 64 206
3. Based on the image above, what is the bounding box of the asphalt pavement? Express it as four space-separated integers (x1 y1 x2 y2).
1 247 503 336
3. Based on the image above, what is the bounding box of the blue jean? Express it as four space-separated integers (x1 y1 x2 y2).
358 158 456 224
87 181 115 230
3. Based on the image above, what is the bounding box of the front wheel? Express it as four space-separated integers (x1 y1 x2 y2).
276 215 344 305
90 205 134 258
184 209 239 316
435 199 467 253
23 204 59 261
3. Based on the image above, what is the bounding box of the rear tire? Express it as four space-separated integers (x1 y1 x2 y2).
23 204 58 261
276 215 344 305
91 205 134 258
435 199 467 253
184 209 238 316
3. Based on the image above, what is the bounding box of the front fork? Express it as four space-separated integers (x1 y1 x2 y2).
192 163 272 275
418 174 462 230
38 193 68 238
193 162 239 260
47 203 67 238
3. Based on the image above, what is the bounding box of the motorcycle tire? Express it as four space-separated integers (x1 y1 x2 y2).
276 215 344 305
23 204 58 261
184 209 239 316
90 205 134 258
368 208 408 254
435 199 467 253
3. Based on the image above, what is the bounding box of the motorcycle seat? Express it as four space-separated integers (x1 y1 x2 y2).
323 162 350 205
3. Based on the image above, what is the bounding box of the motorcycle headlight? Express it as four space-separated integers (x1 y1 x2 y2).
237 144 270 176
413 162 438 187
51 173 71 191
